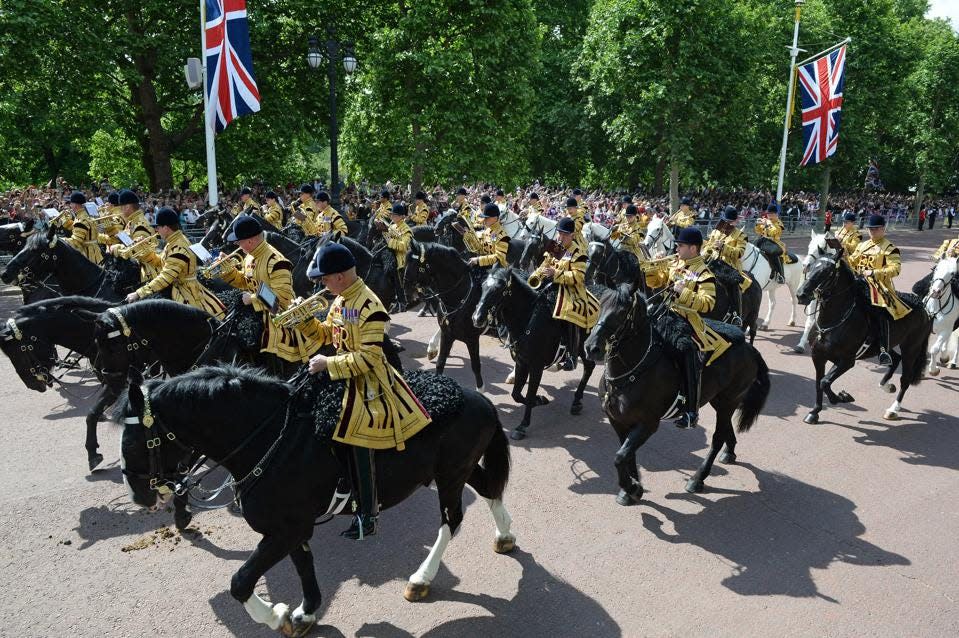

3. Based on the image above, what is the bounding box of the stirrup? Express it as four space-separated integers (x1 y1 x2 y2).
561 352 577 371
674 411 698 429
341 514 377 540
878 349 893 366
731 314 743 327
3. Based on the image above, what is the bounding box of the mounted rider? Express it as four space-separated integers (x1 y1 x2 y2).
382 201 412 312
643 227 731 429
932 231 959 261
495 189 508 214
467 203 511 269
374 189 393 225
668 196 697 234
105 189 161 281
453 187 473 226
609 204 646 260
302 242 432 539
219 215 315 375
410 191 431 226
835 211 863 257
754 202 795 284
848 214 911 366
541 216 599 371
522 192 543 220
300 191 348 240
126 207 227 320
562 197 588 254
292 183 321 232
260 191 284 228
63 191 104 266
235 187 259 216
614 195 633 226
702 205 751 326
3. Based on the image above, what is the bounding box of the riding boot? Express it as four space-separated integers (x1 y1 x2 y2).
342 446 378 540
390 268 407 313
877 313 893 366
674 350 702 429
772 257 785 284
562 323 579 371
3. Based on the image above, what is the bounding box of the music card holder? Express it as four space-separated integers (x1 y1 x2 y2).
84 202 100 217
95 197 104 206
189 243 213 264
116 231 134 247
257 283 280 314
43 208 60 220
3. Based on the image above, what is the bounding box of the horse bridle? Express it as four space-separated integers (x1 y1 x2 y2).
2 317 54 385
406 247 473 319
927 268 957 317
808 256 859 336
595 296 655 389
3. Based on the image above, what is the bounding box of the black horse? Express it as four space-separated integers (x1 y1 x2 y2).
472 268 597 440
434 210 468 253
796 254 930 423
584 285 770 503
116 365 516 636
404 242 486 388
0 296 119 470
0 227 140 301
0 219 35 254
585 239 641 288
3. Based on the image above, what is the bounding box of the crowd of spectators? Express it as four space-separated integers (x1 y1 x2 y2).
3 177 957 232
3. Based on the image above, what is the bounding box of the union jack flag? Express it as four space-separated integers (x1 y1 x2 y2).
797 45 847 166
205 0 260 133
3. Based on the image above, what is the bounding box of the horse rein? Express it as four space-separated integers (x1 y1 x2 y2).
2 317 53 385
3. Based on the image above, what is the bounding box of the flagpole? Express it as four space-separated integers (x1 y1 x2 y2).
200 0 219 207
775 0 805 204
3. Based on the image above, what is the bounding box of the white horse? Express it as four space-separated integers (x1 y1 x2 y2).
925 256 959 376
523 210 559 240
793 230 837 353
499 210 525 239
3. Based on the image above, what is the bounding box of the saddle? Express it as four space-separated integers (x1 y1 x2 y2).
707 258 744 287
303 369 465 439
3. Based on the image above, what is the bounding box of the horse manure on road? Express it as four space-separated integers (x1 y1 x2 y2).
120 525 216 553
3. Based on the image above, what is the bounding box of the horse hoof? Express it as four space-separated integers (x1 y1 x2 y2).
510 428 527 441
804 412 819 424
289 610 317 638
787 320 796 327
883 410 899 421
493 535 516 554
404 582 430 602
836 391 854 403
426 351 438 361
505 373 516 384
88 453 105 472
929 368 940 377
719 451 737 465
174 510 193 531
616 487 642 506
476 381 484 391
793 345 805 354
685 478 705 494
570 402 583 415
882 383 896 394
273 605 293 637
950 363 957 370
536 395 550 406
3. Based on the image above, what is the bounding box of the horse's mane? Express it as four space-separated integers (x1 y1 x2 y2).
120 298 213 325
25 230 52 251
423 241 467 264
338 235 372 260
17 295 112 317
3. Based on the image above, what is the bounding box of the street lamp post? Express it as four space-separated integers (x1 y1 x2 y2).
307 26 357 209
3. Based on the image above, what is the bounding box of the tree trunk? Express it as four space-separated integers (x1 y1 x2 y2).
669 151 680 213
819 163 831 227
913 175 925 218
653 156 666 196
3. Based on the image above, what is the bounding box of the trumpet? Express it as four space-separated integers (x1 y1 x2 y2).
117 234 160 259
272 289 331 327
451 219 485 255
96 214 127 233
48 208 73 229
528 254 560 289
639 255 676 273
199 248 243 278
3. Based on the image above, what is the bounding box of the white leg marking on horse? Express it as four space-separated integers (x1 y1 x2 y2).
484 498 515 542
427 328 440 360
505 366 516 384
292 603 316 625
409 524 451 586
243 594 289 630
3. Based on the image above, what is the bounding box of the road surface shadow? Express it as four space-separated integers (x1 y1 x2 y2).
640 462 909 600
72 504 174 549
837 409 959 471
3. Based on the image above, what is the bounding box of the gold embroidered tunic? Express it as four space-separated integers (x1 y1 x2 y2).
473 221 510 268
385 219 412 269
135 230 226 319
703 226 752 291
835 225 863 257
301 206 348 239
932 237 959 261
551 242 599 330
410 202 430 225
63 210 103 265
299 279 431 450
849 237 912 320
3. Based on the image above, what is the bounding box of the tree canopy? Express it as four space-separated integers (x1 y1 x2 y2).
0 0 956 198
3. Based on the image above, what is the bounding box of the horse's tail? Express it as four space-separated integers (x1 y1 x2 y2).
480 403 511 501
736 346 770 433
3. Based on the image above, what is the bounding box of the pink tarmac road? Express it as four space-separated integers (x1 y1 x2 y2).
0 227 956 637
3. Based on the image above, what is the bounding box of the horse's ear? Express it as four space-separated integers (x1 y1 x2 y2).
126 374 145 414
71 309 102 324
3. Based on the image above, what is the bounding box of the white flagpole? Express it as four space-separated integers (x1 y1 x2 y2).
775 0 805 204
200 0 219 207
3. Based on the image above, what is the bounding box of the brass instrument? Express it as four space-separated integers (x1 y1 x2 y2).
527 254 560 289
451 219 485 254
199 248 243 277
117 234 160 260
272 289 331 327
96 214 127 233
639 255 676 273
48 208 73 229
